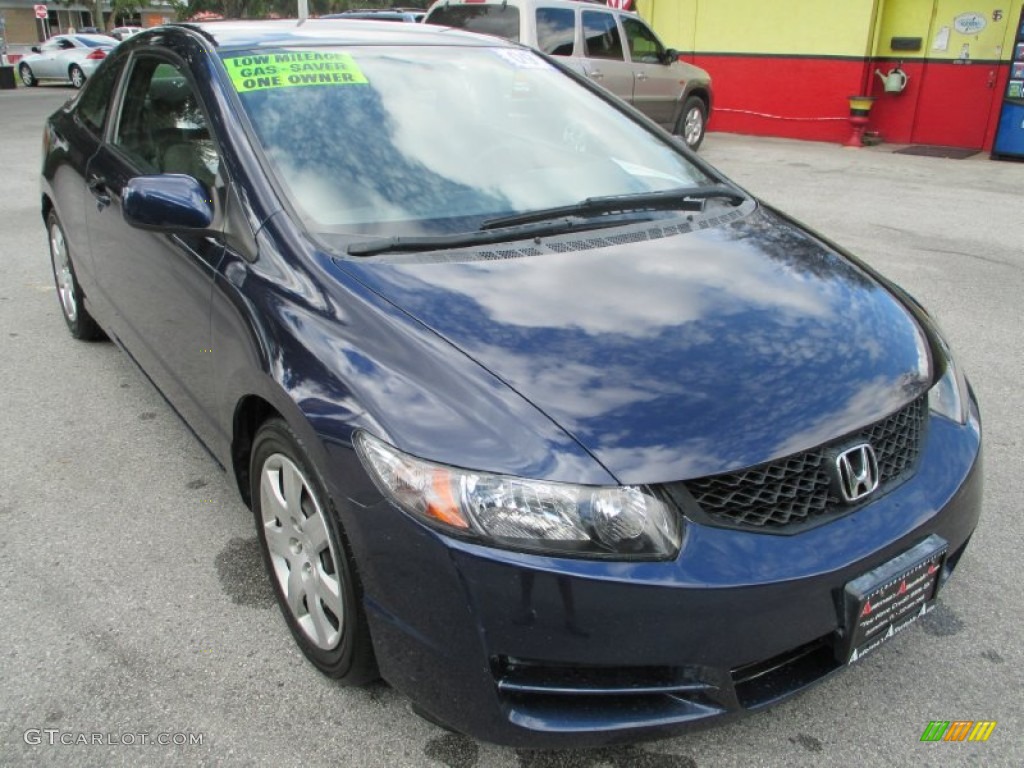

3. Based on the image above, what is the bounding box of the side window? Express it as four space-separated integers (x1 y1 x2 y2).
582 11 624 61
536 8 575 56
622 18 665 64
113 58 219 188
40 39 62 52
76 61 123 135
58 39 76 50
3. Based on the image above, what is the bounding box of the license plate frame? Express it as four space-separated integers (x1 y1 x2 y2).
840 534 948 664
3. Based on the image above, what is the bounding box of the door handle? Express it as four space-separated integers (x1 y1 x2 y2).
635 72 649 81
589 69 604 80
986 69 997 89
88 175 111 209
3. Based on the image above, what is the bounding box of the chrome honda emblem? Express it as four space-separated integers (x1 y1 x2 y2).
835 443 879 503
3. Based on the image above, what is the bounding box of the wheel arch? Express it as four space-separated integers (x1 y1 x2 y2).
677 86 711 126
41 194 54 225
231 394 282 508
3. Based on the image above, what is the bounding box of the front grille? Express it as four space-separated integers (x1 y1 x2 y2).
681 396 927 530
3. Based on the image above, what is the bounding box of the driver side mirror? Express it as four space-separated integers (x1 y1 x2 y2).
123 174 214 232
662 48 680 65
31 46 41 54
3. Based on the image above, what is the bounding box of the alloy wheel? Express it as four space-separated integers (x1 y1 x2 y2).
49 221 77 323
683 106 704 148
259 453 344 650
70 66 85 89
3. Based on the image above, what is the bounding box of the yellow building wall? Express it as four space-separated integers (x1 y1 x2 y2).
638 0 1024 64
637 0 878 56
876 0 1022 61
874 0 935 57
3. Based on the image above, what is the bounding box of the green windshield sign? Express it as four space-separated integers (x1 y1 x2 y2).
223 52 368 93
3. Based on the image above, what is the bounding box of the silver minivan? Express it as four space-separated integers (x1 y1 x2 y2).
424 0 713 149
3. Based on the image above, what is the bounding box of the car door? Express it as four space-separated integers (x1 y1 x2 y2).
35 37 69 79
579 9 634 103
57 37 86 79
84 52 225 450
48 57 126 317
620 15 679 127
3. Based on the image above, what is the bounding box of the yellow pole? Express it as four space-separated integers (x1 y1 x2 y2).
861 0 886 94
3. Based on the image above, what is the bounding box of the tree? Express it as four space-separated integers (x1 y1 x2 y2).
110 0 144 26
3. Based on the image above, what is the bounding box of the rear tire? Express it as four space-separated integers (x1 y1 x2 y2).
250 417 378 684
675 95 707 151
69 65 85 89
19 64 37 87
47 211 104 341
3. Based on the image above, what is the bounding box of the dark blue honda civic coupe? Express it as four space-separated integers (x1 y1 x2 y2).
40 19 982 748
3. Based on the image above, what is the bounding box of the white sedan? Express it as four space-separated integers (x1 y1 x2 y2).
18 34 116 88
111 26 144 41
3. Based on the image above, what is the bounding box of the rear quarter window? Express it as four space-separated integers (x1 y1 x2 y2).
536 8 575 56
426 6 521 41
582 10 624 61
74 36 111 48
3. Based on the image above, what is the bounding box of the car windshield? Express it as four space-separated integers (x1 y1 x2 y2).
222 46 711 237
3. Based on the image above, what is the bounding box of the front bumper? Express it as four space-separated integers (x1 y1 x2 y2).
333 401 982 748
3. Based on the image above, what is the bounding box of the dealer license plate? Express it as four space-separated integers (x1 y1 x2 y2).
842 534 948 664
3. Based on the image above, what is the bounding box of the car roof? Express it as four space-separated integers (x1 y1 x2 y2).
426 0 642 15
322 12 421 21
177 19 513 51
323 9 423 17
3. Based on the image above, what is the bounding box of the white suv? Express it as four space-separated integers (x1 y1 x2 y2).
424 0 713 149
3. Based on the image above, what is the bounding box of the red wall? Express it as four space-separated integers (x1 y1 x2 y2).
689 53 1009 149
863 60 926 144
688 54 867 144
912 62 1007 148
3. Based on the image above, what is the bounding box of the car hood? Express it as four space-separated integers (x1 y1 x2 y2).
333 207 932 484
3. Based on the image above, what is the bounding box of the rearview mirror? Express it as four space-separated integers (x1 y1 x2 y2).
662 48 680 65
123 175 213 232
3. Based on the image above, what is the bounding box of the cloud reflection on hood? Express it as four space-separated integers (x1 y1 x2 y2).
337 208 931 482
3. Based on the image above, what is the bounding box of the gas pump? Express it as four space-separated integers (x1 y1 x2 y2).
992 8 1024 159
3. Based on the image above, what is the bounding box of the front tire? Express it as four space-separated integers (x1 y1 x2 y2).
69 65 85 89
675 95 707 151
47 211 103 340
19 64 37 87
251 417 377 683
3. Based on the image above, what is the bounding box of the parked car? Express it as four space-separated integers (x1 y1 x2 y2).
18 34 115 88
322 8 425 22
40 19 982 748
111 26 144 41
424 0 713 149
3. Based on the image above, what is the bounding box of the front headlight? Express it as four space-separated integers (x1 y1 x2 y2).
928 331 969 425
354 432 682 560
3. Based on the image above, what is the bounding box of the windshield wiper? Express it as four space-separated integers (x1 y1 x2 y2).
480 184 746 230
347 215 638 257
346 184 746 257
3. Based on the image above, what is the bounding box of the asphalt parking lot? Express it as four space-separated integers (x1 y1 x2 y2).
1 85 1022 768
